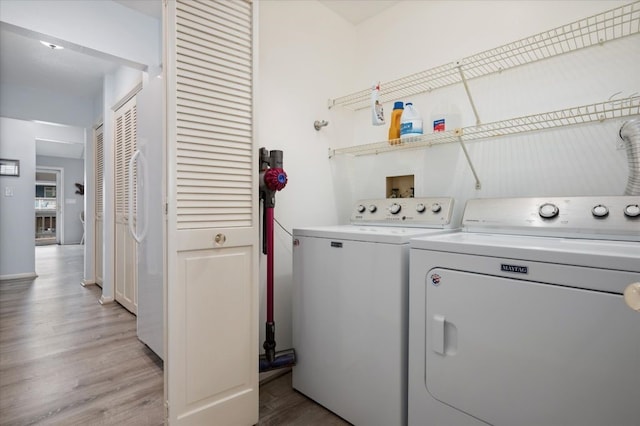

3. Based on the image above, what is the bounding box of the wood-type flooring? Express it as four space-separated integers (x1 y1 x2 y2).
0 245 349 426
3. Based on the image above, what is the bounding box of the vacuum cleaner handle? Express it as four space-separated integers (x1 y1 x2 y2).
258 148 296 372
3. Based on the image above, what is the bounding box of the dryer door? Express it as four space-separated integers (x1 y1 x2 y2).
425 268 640 426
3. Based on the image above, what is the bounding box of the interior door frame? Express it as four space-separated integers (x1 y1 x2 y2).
35 166 64 245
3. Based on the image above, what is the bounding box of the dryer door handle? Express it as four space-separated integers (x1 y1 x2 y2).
432 314 446 355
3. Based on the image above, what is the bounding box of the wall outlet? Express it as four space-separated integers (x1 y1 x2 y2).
4 187 14 197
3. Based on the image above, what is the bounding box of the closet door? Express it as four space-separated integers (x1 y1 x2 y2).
114 97 138 314
164 0 258 424
95 125 104 287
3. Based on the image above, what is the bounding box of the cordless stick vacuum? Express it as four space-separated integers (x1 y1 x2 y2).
258 148 296 372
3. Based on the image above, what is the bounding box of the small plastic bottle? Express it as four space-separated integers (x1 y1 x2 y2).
371 83 384 126
388 101 404 144
400 102 423 140
431 102 462 133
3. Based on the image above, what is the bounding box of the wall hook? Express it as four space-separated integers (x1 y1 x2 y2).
314 120 329 131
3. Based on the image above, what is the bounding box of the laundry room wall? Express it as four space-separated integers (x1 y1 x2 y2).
257 0 357 353
346 0 635 213
257 0 638 356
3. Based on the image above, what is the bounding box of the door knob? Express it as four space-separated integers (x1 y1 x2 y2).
624 283 640 312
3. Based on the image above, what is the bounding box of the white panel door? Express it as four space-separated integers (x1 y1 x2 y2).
164 0 258 424
114 96 138 314
95 125 104 287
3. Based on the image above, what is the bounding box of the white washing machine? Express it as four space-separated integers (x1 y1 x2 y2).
408 196 640 426
292 197 457 426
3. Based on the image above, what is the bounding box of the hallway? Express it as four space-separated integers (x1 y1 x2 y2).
0 245 164 425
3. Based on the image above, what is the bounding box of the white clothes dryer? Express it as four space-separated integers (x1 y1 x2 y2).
408 196 640 426
292 197 457 426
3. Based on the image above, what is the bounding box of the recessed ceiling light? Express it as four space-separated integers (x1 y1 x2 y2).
40 41 64 50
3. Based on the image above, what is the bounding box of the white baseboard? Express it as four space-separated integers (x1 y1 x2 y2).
0 272 38 281
99 295 114 305
81 279 96 287
259 367 292 385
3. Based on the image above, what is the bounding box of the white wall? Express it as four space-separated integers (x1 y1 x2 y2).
0 83 95 128
36 155 85 244
0 117 36 280
259 0 638 353
257 0 358 353
349 0 634 207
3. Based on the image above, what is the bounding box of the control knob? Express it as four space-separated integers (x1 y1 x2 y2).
356 204 366 213
539 203 559 219
368 204 377 213
591 204 609 218
624 204 640 218
431 203 442 213
389 203 402 215
416 203 426 213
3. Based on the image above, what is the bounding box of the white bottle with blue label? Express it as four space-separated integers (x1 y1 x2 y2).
400 102 423 140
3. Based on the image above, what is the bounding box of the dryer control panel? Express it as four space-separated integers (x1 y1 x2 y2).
351 197 455 227
463 196 640 241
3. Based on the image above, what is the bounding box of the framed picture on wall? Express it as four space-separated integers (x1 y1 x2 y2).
0 159 20 177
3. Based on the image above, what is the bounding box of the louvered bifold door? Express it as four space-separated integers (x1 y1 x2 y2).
95 125 104 287
114 96 138 314
165 0 259 424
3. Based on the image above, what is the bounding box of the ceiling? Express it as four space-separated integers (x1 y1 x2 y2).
1 0 394 160
0 27 119 100
318 0 399 25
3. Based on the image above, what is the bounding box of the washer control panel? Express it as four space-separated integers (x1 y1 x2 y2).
463 196 640 241
351 197 455 227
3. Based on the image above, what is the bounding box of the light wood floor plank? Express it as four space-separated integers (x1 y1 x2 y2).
0 245 164 426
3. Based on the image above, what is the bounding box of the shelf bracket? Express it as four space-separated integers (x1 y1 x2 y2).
456 62 482 126
456 131 481 190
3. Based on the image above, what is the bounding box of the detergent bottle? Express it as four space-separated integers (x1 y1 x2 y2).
388 101 404 144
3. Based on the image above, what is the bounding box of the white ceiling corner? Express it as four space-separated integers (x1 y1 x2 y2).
318 0 400 25
113 0 162 20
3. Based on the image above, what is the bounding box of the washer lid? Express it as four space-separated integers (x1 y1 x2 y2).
293 225 458 245
410 232 640 272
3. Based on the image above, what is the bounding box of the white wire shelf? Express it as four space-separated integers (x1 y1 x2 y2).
329 96 640 157
328 1 640 111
